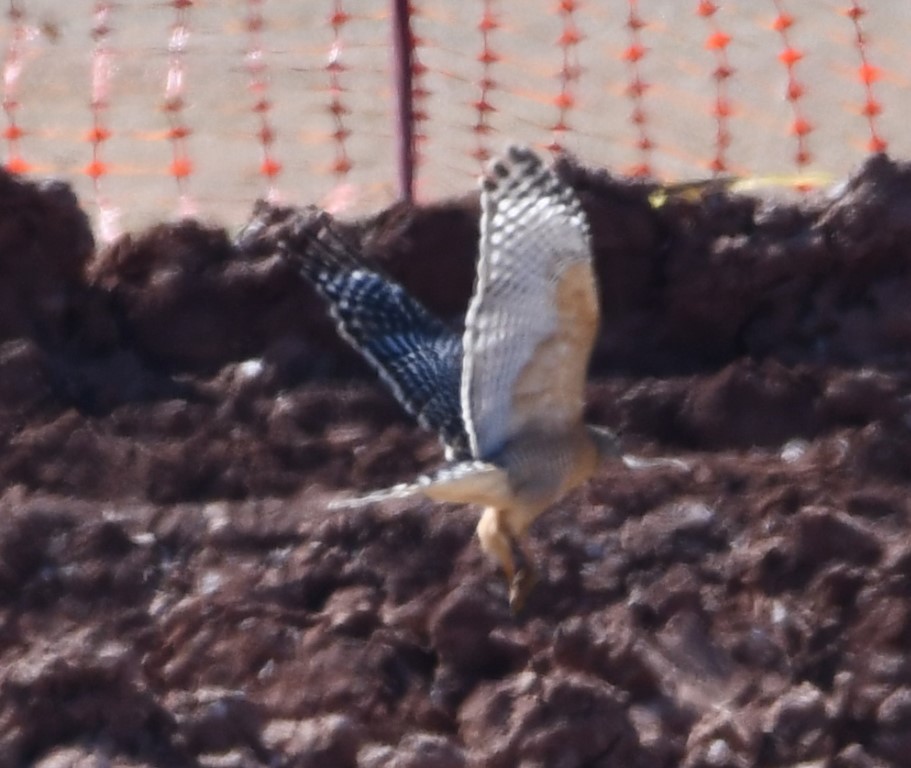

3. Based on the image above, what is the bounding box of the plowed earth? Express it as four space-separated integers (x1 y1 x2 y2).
1 155 910 767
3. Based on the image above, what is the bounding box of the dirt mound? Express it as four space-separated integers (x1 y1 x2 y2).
1 155 910 766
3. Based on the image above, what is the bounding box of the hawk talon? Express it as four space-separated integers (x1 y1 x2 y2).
509 566 538 614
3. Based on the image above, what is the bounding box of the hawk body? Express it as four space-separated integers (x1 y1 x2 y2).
279 146 621 610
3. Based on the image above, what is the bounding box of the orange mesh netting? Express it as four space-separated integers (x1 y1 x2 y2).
2 1 909 237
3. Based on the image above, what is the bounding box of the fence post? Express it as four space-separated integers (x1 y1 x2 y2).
391 0 415 203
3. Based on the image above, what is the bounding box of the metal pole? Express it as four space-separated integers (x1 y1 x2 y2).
391 0 415 203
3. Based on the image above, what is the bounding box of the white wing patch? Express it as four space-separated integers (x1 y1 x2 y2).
461 146 599 460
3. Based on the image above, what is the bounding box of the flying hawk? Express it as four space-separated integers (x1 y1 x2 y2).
273 146 631 610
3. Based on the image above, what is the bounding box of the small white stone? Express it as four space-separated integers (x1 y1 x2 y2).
237 358 263 379
781 439 808 463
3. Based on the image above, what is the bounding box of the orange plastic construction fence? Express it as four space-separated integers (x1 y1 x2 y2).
3 1 910 239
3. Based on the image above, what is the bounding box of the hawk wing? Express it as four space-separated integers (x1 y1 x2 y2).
280 212 471 459
461 146 599 460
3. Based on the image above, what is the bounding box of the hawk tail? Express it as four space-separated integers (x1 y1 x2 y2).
328 461 507 509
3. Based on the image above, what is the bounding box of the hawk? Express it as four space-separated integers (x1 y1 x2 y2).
272 146 629 610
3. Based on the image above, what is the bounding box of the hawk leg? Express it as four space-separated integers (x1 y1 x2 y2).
477 507 538 613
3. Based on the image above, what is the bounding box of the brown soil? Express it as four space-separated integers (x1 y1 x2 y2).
1 154 910 767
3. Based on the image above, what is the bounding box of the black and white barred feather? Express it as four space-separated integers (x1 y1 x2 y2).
278 212 471 460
